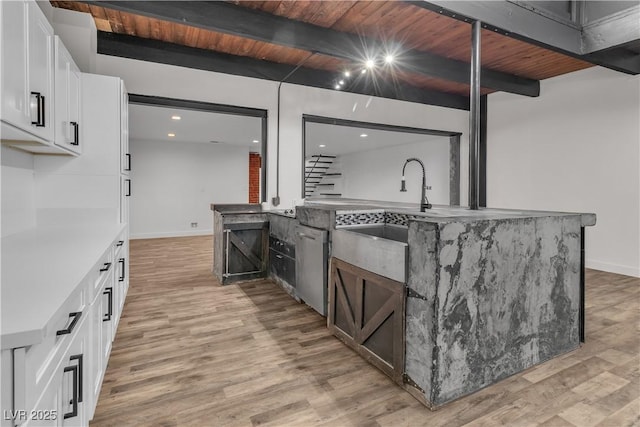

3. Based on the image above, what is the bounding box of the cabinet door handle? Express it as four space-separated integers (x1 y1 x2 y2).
30 92 45 127
116 240 124 247
70 121 79 145
63 364 78 419
125 179 131 197
275 254 283 259
296 232 316 240
69 354 83 403
99 262 112 272
103 287 113 321
125 153 131 171
56 311 82 336
119 258 125 282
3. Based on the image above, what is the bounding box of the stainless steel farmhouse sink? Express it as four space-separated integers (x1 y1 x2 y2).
332 225 408 283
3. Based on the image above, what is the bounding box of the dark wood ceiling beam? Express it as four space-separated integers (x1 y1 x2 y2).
97 31 470 110
81 0 539 97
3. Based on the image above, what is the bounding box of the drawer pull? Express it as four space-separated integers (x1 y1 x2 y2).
69 354 83 403
103 287 113 321
118 258 126 282
56 312 82 336
63 364 78 419
100 262 112 272
116 240 124 247
125 153 131 171
275 254 284 259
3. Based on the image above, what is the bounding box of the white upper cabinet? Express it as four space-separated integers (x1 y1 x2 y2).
26 0 54 143
54 36 82 155
120 82 130 175
0 0 80 155
1 1 29 131
1 0 55 143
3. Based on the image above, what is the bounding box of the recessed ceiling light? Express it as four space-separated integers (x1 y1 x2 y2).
344 70 351 77
361 68 367 74
319 144 326 148
335 84 341 90
360 133 368 138
339 79 345 85
252 139 259 143
171 115 181 120
365 59 375 69
168 133 175 137
385 54 394 64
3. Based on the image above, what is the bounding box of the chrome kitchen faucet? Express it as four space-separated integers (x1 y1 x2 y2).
400 158 432 212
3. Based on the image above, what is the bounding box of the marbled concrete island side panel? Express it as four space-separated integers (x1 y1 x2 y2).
405 221 439 400
432 215 582 405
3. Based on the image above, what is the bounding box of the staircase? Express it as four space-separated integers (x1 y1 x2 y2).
305 154 342 198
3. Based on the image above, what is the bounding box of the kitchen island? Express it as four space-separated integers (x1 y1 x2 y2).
301 199 595 408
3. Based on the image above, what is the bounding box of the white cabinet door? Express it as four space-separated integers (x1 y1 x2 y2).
57 318 89 427
53 37 81 155
88 294 104 422
26 0 54 143
1 0 29 129
120 82 130 175
120 176 130 224
23 314 89 427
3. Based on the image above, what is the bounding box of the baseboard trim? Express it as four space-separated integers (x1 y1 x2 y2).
586 259 640 278
131 229 213 240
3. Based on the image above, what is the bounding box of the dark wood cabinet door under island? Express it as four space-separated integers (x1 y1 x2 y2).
328 257 405 384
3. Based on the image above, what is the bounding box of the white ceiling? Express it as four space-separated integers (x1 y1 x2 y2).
305 122 447 156
129 103 263 151
129 103 447 157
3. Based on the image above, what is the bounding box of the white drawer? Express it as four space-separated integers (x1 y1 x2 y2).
13 281 87 417
89 247 114 303
21 310 90 427
113 231 126 258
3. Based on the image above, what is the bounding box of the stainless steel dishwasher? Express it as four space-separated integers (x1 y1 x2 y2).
295 224 328 316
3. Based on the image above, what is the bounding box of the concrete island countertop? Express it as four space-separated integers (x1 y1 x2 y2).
303 197 596 227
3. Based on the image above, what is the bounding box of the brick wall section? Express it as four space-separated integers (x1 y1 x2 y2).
249 153 261 203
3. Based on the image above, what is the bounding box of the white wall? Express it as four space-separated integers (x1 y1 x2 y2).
1 146 36 237
339 138 451 205
96 55 470 210
129 139 249 239
487 66 640 277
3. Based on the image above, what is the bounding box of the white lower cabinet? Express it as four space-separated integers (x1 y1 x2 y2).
2 233 128 427
21 303 89 427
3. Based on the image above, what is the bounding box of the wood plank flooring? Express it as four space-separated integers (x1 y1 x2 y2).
91 236 640 426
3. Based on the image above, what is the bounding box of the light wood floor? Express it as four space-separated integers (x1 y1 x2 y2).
91 235 639 427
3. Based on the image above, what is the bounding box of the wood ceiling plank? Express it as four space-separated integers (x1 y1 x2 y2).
158 20 174 44
149 16 163 41
305 1 358 28
118 9 137 36
103 8 125 34
88 5 109 21
173 21 188 46
94 18 112 33
283 1 328 23
132 14 150 39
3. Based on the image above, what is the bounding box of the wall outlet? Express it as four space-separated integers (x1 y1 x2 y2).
191 222 198 228
426 186 432 190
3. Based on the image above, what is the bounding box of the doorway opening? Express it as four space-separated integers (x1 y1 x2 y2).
127 94 267 238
